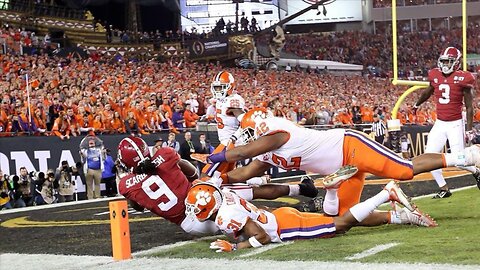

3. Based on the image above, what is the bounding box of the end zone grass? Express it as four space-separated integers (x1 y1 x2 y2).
147 188 480 265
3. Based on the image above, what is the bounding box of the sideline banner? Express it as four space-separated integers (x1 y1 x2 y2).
188 37 228 59
0 125 434 199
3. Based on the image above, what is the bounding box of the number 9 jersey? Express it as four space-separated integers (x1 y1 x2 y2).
118 147 191 225
428 68 476 121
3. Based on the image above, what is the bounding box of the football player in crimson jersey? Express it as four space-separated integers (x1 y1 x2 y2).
185 181 436 253
116 136 318 235
203 107 480 220
413 47 479 198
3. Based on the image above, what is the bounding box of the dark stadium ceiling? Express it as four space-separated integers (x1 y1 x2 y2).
61 0 180 11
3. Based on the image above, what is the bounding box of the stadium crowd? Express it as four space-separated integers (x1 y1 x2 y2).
283 24 480 77
2 52 478 138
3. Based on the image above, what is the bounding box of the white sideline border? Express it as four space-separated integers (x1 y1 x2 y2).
1 186 479 269
1 253 478 270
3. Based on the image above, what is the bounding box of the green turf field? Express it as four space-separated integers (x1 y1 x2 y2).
146 188 480 265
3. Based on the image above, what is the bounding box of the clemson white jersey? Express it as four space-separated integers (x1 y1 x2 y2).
216 94 245 142
215 190 281 243
254 117 345 175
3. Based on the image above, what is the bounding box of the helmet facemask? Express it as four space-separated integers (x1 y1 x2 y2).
210 82 230 100
240 127 256 144
437 47 461 75
438 56 458 75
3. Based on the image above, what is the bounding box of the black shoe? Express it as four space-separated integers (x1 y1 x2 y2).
299 175 318 198
432 189 452 199
297 196 324 213
473 172 480 190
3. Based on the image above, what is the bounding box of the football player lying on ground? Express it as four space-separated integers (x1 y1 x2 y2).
200 108 480 220
185 181 437 253
116 136 318 235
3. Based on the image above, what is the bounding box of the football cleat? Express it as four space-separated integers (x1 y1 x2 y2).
473 171 480 190
299 175 319 198
321 165 358 189
384 180 416 212
432 189 452 199
190 153 209 164
392 202 438 227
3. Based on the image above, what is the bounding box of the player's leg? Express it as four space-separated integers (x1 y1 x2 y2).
228 177 318 201
447 119 480 186
334 181 437 233
201 142 236 178
425 121 450 197
325 172 365 216
272 207 336 241
343 129 479 179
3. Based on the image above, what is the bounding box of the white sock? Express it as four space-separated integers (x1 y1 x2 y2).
323 189 339 216
246 177 264 186
431 169 447 188
288 185 300 196
444 151 466 167
458 165 478 174
349 190 389 222
389 210 402 224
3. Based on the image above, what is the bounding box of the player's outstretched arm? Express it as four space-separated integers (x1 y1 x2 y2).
236 218 271 250
414 85 434 108
226 160 272 184
213 132 289 163
463 86 474 131
178 159 198 181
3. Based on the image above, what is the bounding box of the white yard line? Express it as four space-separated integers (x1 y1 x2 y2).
238 241 294 258
345 242 400 260
411 185 476 201
0 196 124 215
1 253 478 270
132 235 219 257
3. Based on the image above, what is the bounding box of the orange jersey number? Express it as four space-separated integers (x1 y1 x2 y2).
255 122 270 136
215 109 224 129
229 99 240 108
226 219 242 233
272 154 301 170
239 198 268 224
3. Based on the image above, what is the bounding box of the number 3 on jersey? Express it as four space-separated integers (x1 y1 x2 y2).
438 84 450 104
142 175 178 211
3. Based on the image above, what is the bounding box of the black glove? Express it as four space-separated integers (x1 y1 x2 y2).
0 192 8 198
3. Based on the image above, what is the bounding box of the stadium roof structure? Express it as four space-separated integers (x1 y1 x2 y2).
277 58 363 71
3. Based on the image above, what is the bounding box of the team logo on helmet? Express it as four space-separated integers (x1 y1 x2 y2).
195 190 212 206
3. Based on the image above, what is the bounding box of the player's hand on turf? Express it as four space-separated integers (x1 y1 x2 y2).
210 239 237 253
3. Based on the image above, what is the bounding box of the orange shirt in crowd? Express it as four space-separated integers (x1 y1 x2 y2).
184 110 199 128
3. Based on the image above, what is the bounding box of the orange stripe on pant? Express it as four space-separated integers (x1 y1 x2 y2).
272 207 336 241
337 130 414 215
201 142 236 179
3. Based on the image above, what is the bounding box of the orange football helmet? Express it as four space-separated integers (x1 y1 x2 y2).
239 107 273 143
211 71 235 100
185 183 223 221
